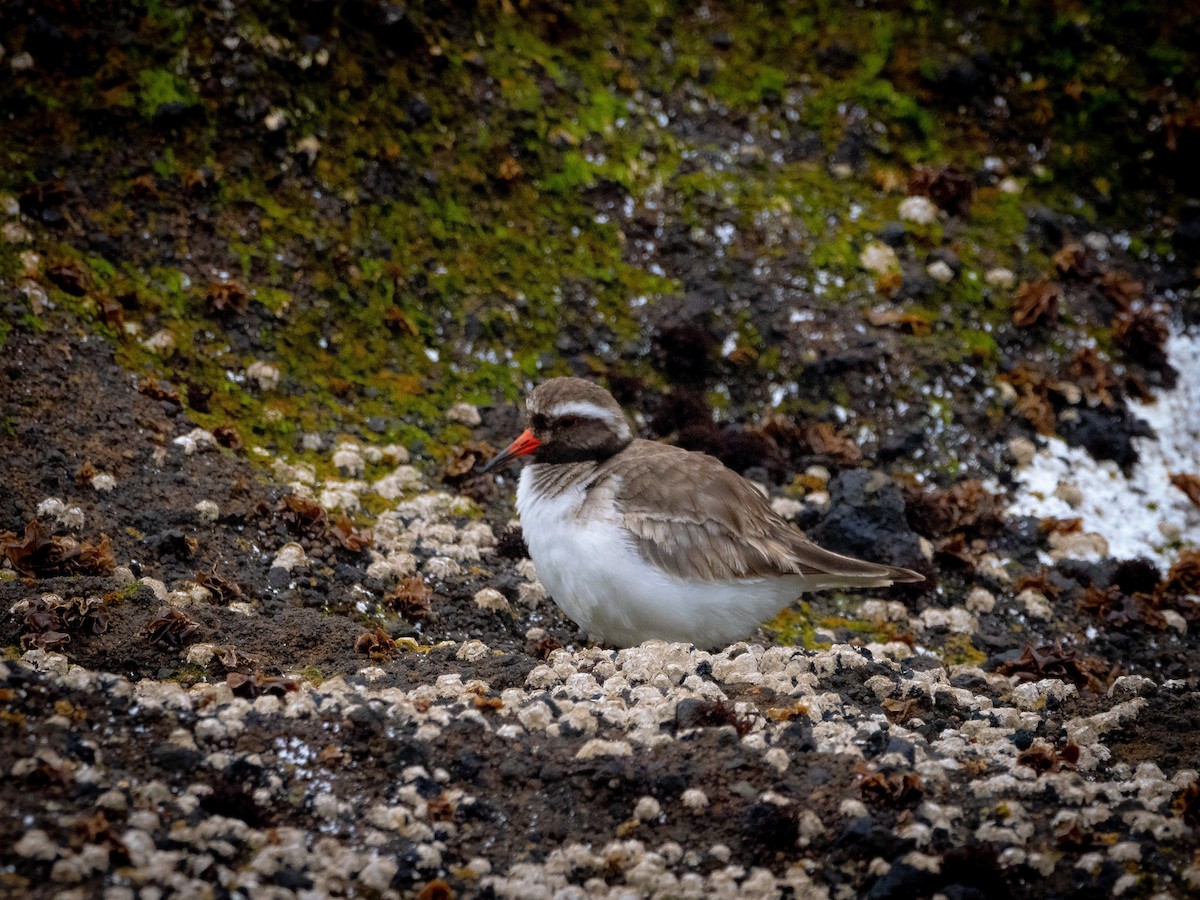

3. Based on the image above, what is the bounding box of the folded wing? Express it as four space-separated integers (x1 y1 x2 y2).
611 442 923 587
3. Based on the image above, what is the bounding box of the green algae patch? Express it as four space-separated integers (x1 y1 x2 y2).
763 605 826 650
1 0 1196 495
136 69 198 119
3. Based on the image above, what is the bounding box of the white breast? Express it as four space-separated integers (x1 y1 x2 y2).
516 465 806 649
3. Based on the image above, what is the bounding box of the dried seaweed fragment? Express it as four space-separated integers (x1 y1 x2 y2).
1 521 115 576
1169 473 1200 510
277 495 327 533
1113 305 1169 363
355 626 396 658
57 595 110 634
204 280 250 317
996 642 1110 691
1174 778 1200 828
384 576 433 619
17 594 110 650
195 569 245 603
276 495 371 553
1012 279 1062 329
1158 549 1200 604
141 607 200 648
1099 269 1143 310
759 417 862 466
328 514 372 552
226 672 299 698
905 480 1005 538
1016 740 1080 774
908 165 974 216
860 769 924 809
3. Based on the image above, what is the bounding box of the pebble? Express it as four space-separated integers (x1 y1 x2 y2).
474 588 512 614
965 587 996 614
271 542 308 572
14 829 59 860
447 402 483 427
332 441 365 476
986 267 1016 288
634 796 662 822
1048 530 1108 562
245 361 281 391
1 221 32 243
859 241 900 275
194 499 220 523
88 473 115 492
143 329 176 355
1053 481 1084 508
898 195 939 225
575 739 632 759
926 260 955 283
1008 437 1037 467
681 788 709 811
1014 589 1053 621
174 428 216 455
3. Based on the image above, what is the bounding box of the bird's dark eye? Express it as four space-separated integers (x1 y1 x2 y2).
558 415 580 428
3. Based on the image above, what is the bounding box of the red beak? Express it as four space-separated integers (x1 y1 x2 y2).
482 428 542 472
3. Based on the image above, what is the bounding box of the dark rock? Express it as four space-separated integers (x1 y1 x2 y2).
808 470 925 570
896 269 936 301
404 96 432 126
151 743 203 772
1111 558 1161 595
927 247 961 273
143 529 197 560
743 801 799 854
876 222 908 247
878 425 925 462
1026 205 1068 250
1059 406 1150 471
780 718 816 752
841 814 899 857
1174 207 1200 261
651 321 719 385
867 862 940 900
1010 729 1035 751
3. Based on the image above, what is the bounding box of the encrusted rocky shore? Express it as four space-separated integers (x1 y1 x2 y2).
4 1 1200 896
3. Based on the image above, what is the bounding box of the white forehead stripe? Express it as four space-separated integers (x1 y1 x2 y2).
547 400 631 439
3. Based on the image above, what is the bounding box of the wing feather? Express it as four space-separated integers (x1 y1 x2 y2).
606 441 922 587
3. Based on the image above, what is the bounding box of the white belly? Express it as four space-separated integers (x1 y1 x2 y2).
516 466 804 649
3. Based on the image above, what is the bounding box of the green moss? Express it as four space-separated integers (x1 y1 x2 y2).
170 664 208 685
0 0 1192 497
763 604 828 649
136 69 198 119
941 634 987 667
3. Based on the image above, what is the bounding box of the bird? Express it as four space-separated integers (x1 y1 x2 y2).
484 377 923 649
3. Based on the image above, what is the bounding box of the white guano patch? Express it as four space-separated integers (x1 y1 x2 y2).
1007 329 1200 564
